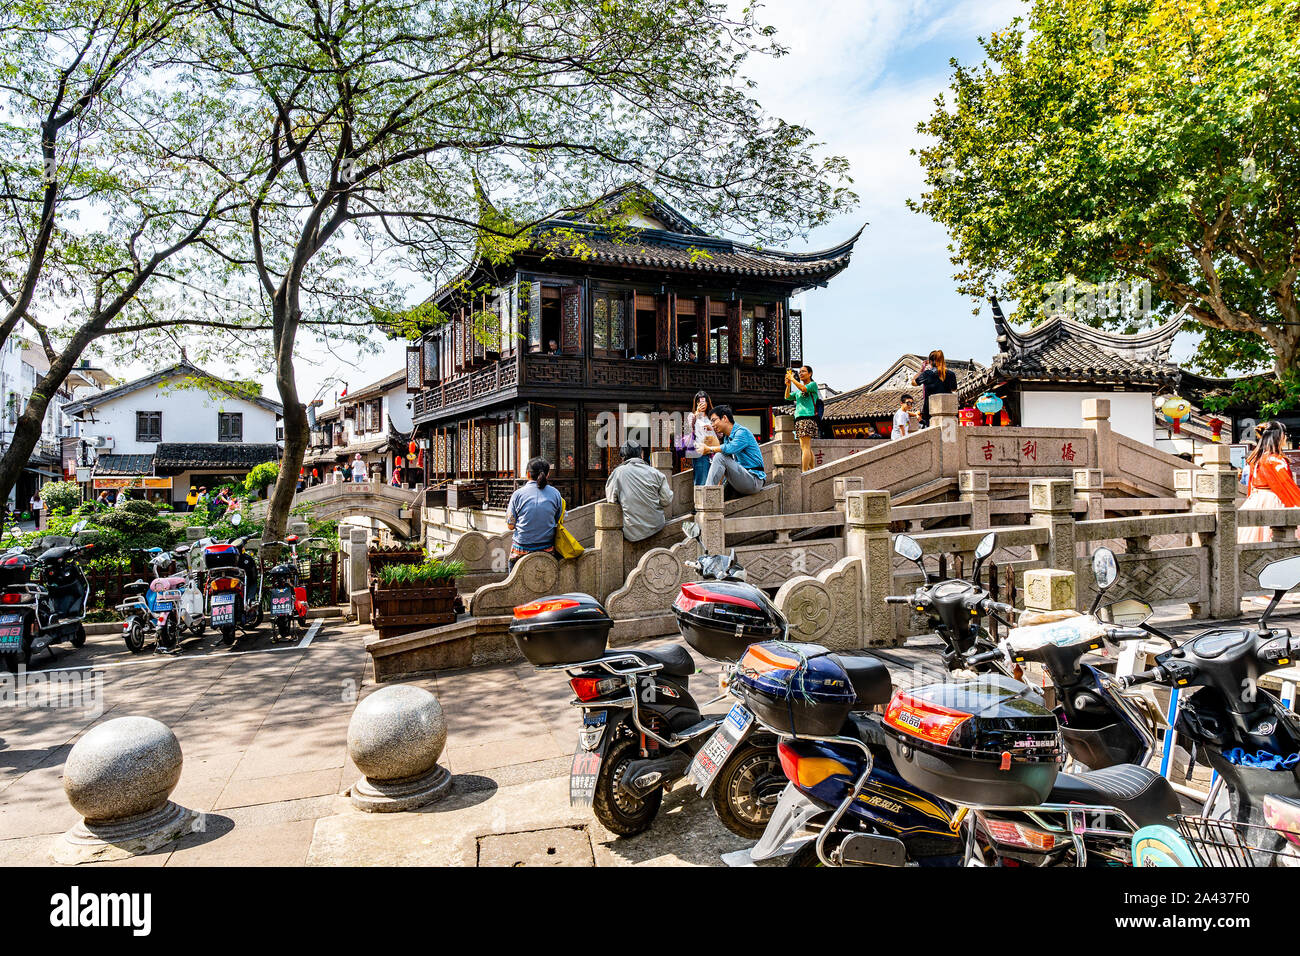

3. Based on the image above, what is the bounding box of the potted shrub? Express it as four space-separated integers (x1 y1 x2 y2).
366 543 425 583
370 558 465 639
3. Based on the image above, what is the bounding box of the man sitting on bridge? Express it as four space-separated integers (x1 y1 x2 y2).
699 405 765 498
605 441 672 542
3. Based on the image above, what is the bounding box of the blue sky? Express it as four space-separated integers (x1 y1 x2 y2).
264 0 1198 402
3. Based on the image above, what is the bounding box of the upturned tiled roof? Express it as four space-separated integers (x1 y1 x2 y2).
152 443 279 472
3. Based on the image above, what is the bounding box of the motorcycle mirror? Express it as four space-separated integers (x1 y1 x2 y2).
229 513 243 527
174 544 190 554
1092 547 1118 590
71 520 87 533
893 534 923 563
681 520 700 541
1258 555 1300 593
971 532 996 582
1097 598 1153 628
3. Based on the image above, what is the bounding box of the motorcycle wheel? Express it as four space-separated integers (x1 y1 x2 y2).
276 617 291 640
711 741 786 840
124 619 147 654
71 624 86 648
246 603 263 628
591 736 663 837
221 626 237 646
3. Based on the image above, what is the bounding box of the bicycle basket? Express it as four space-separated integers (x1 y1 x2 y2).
1173 814 1299 867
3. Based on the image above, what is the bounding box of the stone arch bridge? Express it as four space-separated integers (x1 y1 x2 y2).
248 481 423 539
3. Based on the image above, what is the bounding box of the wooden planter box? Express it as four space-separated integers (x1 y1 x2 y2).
370 582 458 640
367 547 425 583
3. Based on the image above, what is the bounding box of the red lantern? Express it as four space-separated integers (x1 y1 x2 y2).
312 469 318 478
1209 418 1223 442
395 455 404 467
417 450 424 468
408 440 419 458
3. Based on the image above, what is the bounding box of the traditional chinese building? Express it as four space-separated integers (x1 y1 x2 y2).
305 370 416 483
402 184 862 506
958 302 1184 446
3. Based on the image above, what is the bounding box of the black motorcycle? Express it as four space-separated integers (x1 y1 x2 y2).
1119 553 1300 859
0 525 94 670
200 513 263 645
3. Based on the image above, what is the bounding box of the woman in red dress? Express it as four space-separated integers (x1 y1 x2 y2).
1238 421 1300 543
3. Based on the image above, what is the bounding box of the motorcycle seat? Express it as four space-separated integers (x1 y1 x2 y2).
622 645 695 678
831 653 893 709
123 580 149 595
149 577 187 591
1047 764 1180 828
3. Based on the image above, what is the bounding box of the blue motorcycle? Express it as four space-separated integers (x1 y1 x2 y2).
117 546 202 654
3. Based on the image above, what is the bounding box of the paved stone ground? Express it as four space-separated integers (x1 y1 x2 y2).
3 596 1297 867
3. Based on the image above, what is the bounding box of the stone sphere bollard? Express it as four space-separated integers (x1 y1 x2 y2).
347 684 451 812
52 716 198 864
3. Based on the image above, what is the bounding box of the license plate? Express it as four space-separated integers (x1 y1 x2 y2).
570 712 608 807
212 595 235 625
154 601 173 611
271 598 293 615
162 590 183 602
689 703 755 794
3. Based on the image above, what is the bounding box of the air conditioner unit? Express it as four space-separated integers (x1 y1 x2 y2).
89 435 113 450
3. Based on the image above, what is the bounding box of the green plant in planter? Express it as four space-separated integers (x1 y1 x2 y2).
376 559 465 588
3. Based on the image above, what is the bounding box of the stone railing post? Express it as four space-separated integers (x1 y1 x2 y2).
1030 478 1076 572
845 489 895 647
1074 468 1105 521
930 393 958 461
1082 398 1115 476
348 526 369 594
1024 569 1076 613
772 413 803 513
593 502 624 602
832 476 864 514
1193 443 1240 619
958 469 990 528
694 485 725 556
649 450 674 483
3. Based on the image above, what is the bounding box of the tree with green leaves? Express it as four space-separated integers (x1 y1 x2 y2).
193 0 855 543
911 0 1300 407
0 0 262 503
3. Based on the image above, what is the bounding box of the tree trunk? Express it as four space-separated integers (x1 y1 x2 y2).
263 291 306 543
0 329 100 504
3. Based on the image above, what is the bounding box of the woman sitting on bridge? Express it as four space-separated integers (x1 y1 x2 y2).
1238 421 1300 543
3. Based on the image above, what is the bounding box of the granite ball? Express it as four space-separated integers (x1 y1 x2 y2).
347 684 447 782
63 716 183 824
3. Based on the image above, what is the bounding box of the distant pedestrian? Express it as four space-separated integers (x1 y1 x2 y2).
95 489 111 509
351 454 366 482
891 395 915 441
911 349 957 428
785 365 820 472
506 458 563 568
30 492 42 530
186 485 198 512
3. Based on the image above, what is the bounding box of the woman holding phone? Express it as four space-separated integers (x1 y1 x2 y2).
785 364 819 472
911 349 957 428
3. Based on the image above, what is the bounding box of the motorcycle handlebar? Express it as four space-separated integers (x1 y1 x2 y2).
965 648 1005 666
885 595 914 605
1105 627 1149 642
981 599 1016 617
1118 667 1164 689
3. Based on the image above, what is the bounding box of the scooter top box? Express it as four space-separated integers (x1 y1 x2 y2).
732 641 857 737
672 579 785 662
510 593 614 666
202 543 242 570
882 675 1062 807
0 552 37 586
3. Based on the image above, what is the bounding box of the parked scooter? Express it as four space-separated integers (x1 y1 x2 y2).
0 522 93 670
202 513 263 645
962 546 1158 771
1118 554 1300 865
264 534 317 641
117 545 205 653
745 533 1181 867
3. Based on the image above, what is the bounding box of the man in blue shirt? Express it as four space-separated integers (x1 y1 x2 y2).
701 405 765 496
